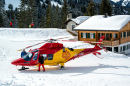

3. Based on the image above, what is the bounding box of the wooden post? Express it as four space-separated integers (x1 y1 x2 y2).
96 31 98 42
119 32 121 44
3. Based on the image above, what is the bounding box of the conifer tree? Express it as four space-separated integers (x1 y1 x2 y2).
0 13 4 27
100 0 112 16
18 0 27 28
39 15 45 28
61 0 68 29
54 5 59 28
28 0 38 28
45 2 51 28
86 0 95 16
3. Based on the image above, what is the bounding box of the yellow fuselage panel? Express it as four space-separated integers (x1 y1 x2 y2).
44 48 84 65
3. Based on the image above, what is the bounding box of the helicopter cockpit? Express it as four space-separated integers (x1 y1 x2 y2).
23 53 33 61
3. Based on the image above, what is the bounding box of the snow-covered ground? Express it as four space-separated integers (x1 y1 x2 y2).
0 28 130 86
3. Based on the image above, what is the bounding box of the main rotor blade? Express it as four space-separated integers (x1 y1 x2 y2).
61 40 102 44
17 41 46 51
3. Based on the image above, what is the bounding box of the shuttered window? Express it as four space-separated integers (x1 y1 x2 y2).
114 33 118 38
81 33 83 38
88 33 90 38
124 32 126 37
110 33 112 39
93 33 95 38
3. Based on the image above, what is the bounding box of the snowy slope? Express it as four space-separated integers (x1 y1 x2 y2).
0 28 130 86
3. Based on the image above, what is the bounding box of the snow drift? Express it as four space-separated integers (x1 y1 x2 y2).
0 28 130 86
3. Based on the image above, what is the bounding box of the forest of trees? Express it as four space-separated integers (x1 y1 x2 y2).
0 0 116 28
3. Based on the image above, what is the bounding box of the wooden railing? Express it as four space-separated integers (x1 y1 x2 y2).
102 40 119 46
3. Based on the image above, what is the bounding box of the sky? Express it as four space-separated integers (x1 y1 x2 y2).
5 0 20 10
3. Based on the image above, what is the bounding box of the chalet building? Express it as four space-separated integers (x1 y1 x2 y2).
65 12 90 36
74 15 130 54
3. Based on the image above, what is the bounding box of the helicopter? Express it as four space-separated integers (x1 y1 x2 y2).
11 36 106 70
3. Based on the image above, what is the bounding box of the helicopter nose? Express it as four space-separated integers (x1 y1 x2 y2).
11 58 24 65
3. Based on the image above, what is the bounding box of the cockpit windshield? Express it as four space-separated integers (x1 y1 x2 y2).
23 53 33 61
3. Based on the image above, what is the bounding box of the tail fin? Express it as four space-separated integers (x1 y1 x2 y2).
94 36 105 49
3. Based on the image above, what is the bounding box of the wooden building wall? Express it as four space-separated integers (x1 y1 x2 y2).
78 31 96 41
77 21 130 47
120 21 130 44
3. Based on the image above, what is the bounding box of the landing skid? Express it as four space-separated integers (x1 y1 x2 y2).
57 66 67 70
18 66 29 71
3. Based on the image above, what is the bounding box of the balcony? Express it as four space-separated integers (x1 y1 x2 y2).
102 40 119 46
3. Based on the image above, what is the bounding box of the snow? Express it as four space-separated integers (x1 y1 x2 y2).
51 1 62 8
74 15 130 31
71 16 90 24
1 28 130 86
111 0 130 6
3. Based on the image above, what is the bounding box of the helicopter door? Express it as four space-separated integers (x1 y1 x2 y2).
31 52 39 65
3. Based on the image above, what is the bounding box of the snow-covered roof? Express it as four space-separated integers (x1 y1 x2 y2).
71 16 90 24
74 15 130 31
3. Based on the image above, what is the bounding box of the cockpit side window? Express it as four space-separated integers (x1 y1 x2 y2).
23 53 33 61
42 54 47 60
33 52 38 60
48 54 53 60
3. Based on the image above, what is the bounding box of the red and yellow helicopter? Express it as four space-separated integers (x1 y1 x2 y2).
11 36 106 70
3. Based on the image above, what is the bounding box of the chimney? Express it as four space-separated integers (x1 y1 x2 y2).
67 12 72 21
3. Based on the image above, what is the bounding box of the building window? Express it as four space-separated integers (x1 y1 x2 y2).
129 44 130 49
114 33 118 38
68 15 69 18
129 31 130 36
90 33 93 39
72 25 75 30
110 33 112 39
90 33 95 39
83 33 86 38
120 47 122 52
123 32 126 37
114 47 118 52
98 33 101 39
127 45 129 50
121 32 123 38
106 47 112 51
123 46 126 51
127 32 129 36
